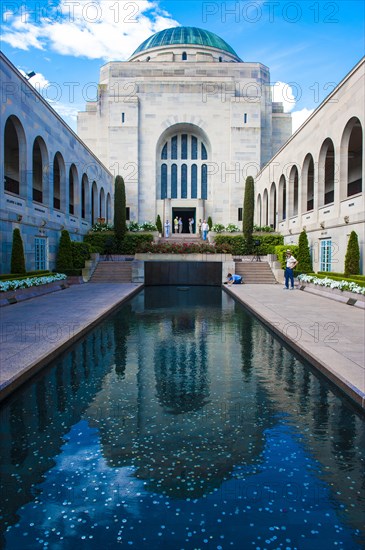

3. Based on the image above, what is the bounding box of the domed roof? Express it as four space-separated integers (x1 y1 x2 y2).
131 26 240 59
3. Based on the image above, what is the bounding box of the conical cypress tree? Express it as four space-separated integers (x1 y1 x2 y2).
56 230 73 272
11 228 26 274
114 175 127 243
344 231 360 275
296 230 312 273
156 214 162 235
243 176 254 253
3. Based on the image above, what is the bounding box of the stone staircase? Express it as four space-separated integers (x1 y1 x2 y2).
89 260 133 283
234 260 277 284
159 233 202 244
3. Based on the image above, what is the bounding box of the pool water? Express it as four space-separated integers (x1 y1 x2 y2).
1 287 364 549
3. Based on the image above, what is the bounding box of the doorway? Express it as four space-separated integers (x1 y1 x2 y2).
172 208 196 233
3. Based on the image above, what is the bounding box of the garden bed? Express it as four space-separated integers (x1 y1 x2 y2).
297 280 365 309
0 280 69 307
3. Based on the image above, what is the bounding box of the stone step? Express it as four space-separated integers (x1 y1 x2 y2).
90 261 132 283
234 261 277 284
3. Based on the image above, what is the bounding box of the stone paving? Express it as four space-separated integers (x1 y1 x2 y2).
0 282 364 409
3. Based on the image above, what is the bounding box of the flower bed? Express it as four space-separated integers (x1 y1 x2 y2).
297 274 365 295
0 273 67 293
137 241 233 254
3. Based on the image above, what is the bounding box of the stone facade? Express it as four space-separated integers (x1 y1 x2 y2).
0 52 113 274
78 28 291 231
255 58 365 274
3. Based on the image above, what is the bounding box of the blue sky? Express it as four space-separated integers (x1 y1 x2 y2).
1 0 364 131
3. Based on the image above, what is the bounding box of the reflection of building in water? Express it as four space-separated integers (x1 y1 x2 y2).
1 289 364 536
0 324 116 544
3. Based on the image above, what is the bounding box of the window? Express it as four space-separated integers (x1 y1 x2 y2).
161 164 167 199
171 136 178 160
320 240 332 272
126 207 130 220
182 52 187 61
238 208 242 221
35 237 48 271
244 113 247 124
171 164 178 199
191 165 197 199
121 113 125 123
181 134 188 160
181 165 187 198
191 136 198 160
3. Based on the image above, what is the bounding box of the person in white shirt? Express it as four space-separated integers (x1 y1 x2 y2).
284 250 298 289
201 220 209 241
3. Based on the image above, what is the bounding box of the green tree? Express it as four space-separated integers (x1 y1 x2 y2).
344 230 360 275
10 228 26 274
242 176 254 252
207 216 213 230
56 230 74 272
156 214 163 235
114 175 127 242
296 230 313 273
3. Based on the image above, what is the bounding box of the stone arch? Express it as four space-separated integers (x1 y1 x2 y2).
69 163 78 215
340 117 363 199
53 152 66 211
301 153 315 213
256 194 262 227
269 182 277 229
32 136 49 205
4 115 27 197
278 175 287 221
91 181 98 225
262 188 269 226
81 173 89 220
99 187 106 219
318 138 335 206
288 165 299 217
156 123 211 201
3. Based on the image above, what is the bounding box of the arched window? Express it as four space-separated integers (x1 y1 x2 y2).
4 116 25 195
33 137 47 203
269 182 277 229
81 174 88 219
346 118 362 196
289 166 299 217
106 193 112 224
278 175 286 221
99 187 105 218
181 164 187 198
182 52 187 61
302 154 314 212
256 194 262 227
69 164 78 215
91 181 98 225
319 138 335 205
161 164 168 199
191 164 197 198
159 132 209 200
171 164 177 198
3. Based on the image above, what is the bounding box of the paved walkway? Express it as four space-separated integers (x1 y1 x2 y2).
0 283 142 401
224 284 365 409
0 283 364 409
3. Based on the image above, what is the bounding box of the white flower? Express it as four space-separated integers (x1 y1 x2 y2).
0 273 67 293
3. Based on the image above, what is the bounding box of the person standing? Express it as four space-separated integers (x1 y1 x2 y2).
284 249 298 289
164 219 171 238
174 216 179 233
189 217 194 234
198 219 202 237
178 217 183 233
201 219 209 241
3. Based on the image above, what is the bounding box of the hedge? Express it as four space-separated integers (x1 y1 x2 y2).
311 273 365 288
84 232 154 254
0 271 53 282
215 234 283 255
71 241 92 269
317 272 365 282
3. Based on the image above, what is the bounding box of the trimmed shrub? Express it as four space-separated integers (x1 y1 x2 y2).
11 228 26 274
56 230 74 273
84 231 153 255
215 234 283 255
114 175 127 242
207 216 213 230
296 230 312 273
344 230 360 275
317 271 365 282
71 241 92 269
242 176 254 253
156 215 163 234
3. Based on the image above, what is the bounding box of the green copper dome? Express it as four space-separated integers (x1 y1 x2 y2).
131 27 240 59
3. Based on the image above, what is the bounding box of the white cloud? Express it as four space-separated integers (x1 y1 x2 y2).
2 0 179 60
291 108 315 132
271 81 296 112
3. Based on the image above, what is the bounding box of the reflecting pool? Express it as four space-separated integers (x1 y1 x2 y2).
1 287 364 549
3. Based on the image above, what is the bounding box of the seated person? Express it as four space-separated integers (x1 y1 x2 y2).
225 272 243 285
